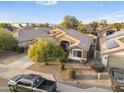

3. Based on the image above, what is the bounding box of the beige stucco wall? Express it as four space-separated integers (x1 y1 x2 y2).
50 28 89 61
58 35 77 44
19 40 35 48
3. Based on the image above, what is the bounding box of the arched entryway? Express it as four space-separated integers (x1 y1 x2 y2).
60 40 70 52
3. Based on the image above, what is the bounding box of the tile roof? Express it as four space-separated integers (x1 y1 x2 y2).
59 27 93 51
17 27 54 42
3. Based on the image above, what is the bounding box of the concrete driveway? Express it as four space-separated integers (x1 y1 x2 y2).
0 56 34 79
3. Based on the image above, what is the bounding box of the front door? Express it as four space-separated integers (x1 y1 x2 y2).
60 41 70 52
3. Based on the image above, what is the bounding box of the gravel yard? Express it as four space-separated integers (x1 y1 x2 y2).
28 62 111 90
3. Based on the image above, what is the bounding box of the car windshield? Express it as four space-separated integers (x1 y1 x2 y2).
115 77 124 84
114 71 124 84
33 77 45 87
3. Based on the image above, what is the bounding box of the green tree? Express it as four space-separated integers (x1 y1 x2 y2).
59 15 80 30
77 24 87 34
39 23 50 28
0 23 13 31
28 39 65 63
0 28 17 51
89 21 98 31
31 23 37 28
99 20 108 28
44 23 49 28
112 23 121 31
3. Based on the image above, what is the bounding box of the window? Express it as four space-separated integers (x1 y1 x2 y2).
73 49 82 58
17 81 25 86
114 72 124 84
34 77 43 87
17 81 31 87
25 82 31 87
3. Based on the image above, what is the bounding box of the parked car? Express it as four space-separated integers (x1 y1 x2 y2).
108 54 124 92
8 74 57 92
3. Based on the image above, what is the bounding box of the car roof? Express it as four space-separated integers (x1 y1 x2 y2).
21 74 42 82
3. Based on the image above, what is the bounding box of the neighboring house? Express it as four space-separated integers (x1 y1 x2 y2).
49 27 93 62
16 27 54 47
16 27 93 62
100 30 124 67
96 26 116 38
12 23 28 28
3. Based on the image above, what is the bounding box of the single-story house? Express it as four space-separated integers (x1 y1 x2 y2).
100 30 124 67
49 27 93 62
16 27 93 62
16 27 55 48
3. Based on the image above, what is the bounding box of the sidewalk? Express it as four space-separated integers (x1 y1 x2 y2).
57 83 112 92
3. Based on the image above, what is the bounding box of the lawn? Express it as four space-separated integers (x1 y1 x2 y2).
28 61 111 90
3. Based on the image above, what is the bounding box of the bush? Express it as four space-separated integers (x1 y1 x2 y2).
66 58 72 62
59 62 65 70
80 59 87 65
12 46 18 52
45 62 49 65
67 67 76 79
28 39 65 62
59 53 69 63
59 57 66 63
0 29 17 51
17 46 24 53
90 62 105 73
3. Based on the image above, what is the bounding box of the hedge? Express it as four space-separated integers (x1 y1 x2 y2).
90 62 105 73
17 46 25 53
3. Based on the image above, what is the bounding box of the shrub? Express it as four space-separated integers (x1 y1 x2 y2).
59 57 66 63
80 59 87 65
66 58 72 62
59 62 65 70
67 67 76 79
12 46 18 52
59 53 69 63
45 62 49 65
17 46 24 53
90 62 105 73
28 39 65 62
0 29 17 51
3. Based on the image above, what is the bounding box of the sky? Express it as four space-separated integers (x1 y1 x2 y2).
0 1 124 24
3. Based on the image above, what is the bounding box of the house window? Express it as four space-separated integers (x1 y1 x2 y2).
73 49 82 58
